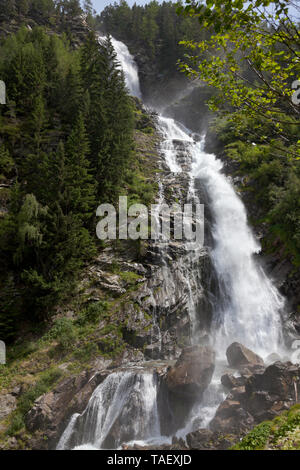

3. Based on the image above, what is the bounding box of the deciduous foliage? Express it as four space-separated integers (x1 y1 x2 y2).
178 0 300 158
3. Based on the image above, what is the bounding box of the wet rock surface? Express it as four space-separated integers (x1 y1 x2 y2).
165 345 215 400
226 342 264 369
25 362 112 449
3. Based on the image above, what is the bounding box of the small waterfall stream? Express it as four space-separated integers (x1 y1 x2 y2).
57 36 285 450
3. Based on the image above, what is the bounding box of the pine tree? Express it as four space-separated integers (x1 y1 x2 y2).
64 112 95 222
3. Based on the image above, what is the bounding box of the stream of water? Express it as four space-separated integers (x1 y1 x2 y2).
57 36 285 450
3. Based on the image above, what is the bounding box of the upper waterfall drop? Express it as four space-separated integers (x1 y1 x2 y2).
99 35 142 99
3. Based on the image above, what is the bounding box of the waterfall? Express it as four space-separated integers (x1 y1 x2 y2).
99 36 142 99
58 36 286 450
57 370 165 450
189 139 284 357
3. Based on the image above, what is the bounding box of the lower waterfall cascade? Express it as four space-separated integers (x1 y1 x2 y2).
57 36 287 450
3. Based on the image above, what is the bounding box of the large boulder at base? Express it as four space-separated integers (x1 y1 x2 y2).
226 342 264 369
165 345 215 399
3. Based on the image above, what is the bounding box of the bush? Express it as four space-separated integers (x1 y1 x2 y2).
75 301 108 326
45 317 77 351
232 422 272 450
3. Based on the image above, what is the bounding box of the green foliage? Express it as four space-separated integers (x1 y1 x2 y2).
75 301 109 326
119 271 142 285
232 421 272 450
178 0 300 160
44 317 77 350
6 367 63 436
232 405 300 450
0 27 134 340
0 143 14 181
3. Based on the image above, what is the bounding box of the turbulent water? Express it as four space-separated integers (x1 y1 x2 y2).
57 371 164 450
58 36 285 450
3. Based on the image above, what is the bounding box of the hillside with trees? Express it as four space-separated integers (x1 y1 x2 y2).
0 2 136 341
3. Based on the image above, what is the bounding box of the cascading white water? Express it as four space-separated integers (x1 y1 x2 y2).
153 116 284 357
189 138 284 357
99 36 142 99
58 36 286 450
57 371 164 450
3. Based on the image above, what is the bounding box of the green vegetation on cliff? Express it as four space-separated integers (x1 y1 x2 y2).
232 404 300 450
0 11 136 341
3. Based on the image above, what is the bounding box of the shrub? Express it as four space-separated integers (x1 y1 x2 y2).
45 317 77 350
75 301 108 326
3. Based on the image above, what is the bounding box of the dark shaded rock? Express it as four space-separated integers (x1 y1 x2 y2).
144 343 161 360
186 428 236 450
158 346 215 436
210 361 300 437
166 345 215 399
210 399 254 434
246 361 300 401
221 373 245 390
226 342 264 369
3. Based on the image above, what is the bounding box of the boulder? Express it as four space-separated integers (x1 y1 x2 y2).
226 342 264 369
210 399 254 434
0 393 17 422
209 361 300 436
221 373 245 390
165 345 215 399
246 361 300 401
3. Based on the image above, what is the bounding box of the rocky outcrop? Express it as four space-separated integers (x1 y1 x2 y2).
226 342 264 369
210 361 300 436
25 361 111 449
0 393 17 429
221 373 246 390
166 345 215 400
186 428 236 450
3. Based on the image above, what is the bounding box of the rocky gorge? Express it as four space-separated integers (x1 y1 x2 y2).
0 8 299 452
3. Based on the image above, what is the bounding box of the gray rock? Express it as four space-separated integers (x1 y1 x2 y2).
226 342 264 369
0 393 17 421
